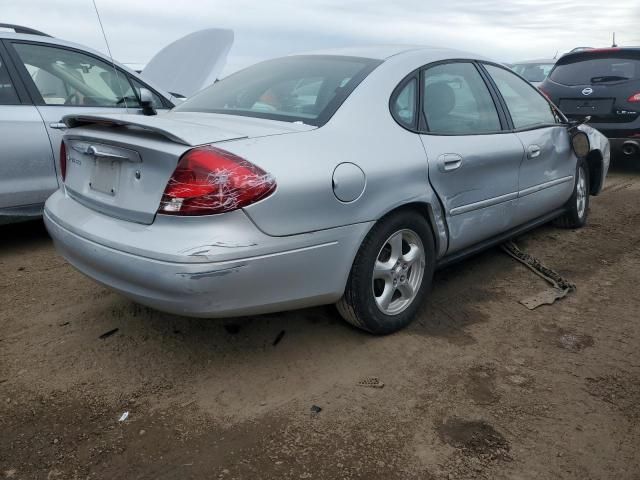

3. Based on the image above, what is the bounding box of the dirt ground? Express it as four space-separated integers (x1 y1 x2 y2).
1 160 639 480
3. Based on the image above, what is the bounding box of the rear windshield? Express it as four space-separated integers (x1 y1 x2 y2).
174 55 380 126
550 54 640 86
511 63 555 83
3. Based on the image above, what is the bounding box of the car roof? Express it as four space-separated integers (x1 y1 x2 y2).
0 31 122 59
295 45 490 62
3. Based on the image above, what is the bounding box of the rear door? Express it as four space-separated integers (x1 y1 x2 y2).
0 41 56 214
483 63 575 224
417 61 524 253
4 40 169 182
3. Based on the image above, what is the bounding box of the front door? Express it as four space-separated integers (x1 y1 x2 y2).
4 41 149 183
482 64 576 224
0 44 55 216
419 61 524 253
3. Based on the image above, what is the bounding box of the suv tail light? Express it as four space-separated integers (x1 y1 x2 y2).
158 146 276 216
628 93 640 103
60 141 67 181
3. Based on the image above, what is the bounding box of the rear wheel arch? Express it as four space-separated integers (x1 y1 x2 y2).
375 202 444 257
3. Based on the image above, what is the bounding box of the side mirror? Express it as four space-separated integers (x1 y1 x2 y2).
139 88 157 116
571 131 590 158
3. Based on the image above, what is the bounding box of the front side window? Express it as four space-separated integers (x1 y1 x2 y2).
391 77 417 128
423 62 501 135
485 64 556 129
13 42 139 107
174 55 380 125
0 56 19 105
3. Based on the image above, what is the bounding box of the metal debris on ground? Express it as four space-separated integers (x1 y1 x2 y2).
272 330 286 346
310 405 322 414
501 241 576 310
356 376 385 388
118 411 129 422
98 328 119 339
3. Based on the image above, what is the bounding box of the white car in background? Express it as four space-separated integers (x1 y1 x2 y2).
0 24 233 224
511 58 556 87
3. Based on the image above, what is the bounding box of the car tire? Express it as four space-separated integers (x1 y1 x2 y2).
336 210 436 335
554 157 590 229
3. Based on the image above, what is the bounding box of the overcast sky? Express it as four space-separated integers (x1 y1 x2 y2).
2 0 639 76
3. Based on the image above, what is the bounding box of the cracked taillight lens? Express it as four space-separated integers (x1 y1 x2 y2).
158 146 276 216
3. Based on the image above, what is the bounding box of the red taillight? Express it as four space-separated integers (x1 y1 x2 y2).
628 92 640 103
158 146 276 216
60 141 67 182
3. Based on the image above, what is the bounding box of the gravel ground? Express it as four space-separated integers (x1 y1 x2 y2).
1 161 639 480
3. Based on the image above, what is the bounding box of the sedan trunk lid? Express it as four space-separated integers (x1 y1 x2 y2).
62 112 314 224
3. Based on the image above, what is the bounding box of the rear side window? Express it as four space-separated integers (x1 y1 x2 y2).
0 56 19 105
423 62 501 135
550 55 640 85
485 64 556 129
391 77 417 128
174 55 380 126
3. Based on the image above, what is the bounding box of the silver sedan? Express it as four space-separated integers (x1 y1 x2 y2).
44 46 610 334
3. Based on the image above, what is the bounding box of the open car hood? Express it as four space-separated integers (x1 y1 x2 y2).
140 28 234 99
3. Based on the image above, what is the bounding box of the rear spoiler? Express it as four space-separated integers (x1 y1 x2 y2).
62 113 247 147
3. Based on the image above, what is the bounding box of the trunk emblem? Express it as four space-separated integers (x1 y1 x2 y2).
582 87 593 96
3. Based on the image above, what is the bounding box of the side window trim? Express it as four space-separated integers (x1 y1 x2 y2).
419 59 508 136
4 40 172 108
477 61 560 132
472 60 513 130
0 39 31 105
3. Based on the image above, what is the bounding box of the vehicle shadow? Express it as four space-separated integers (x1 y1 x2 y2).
0 219 49 250
609 152 640 174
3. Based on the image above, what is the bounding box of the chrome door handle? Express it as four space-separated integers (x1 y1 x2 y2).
527 145 541 159
439 153 463 172
49 122 67 130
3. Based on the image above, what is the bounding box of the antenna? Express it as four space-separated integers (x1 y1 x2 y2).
612 32 617 47
92 0 129 108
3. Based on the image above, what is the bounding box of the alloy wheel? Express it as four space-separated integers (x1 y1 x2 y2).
372 229 426 315
576 166 587 219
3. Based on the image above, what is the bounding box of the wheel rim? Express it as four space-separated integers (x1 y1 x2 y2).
372 229 426 315
576 166 587 218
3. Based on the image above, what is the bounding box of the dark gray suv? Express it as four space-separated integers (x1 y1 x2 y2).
540 47 640 158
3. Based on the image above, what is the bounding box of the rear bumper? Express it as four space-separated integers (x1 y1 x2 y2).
44 190 372 317
608 138 640 155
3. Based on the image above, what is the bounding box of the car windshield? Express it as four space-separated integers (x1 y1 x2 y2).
549 54 640 86
173 55 380 126
511 63 555 83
